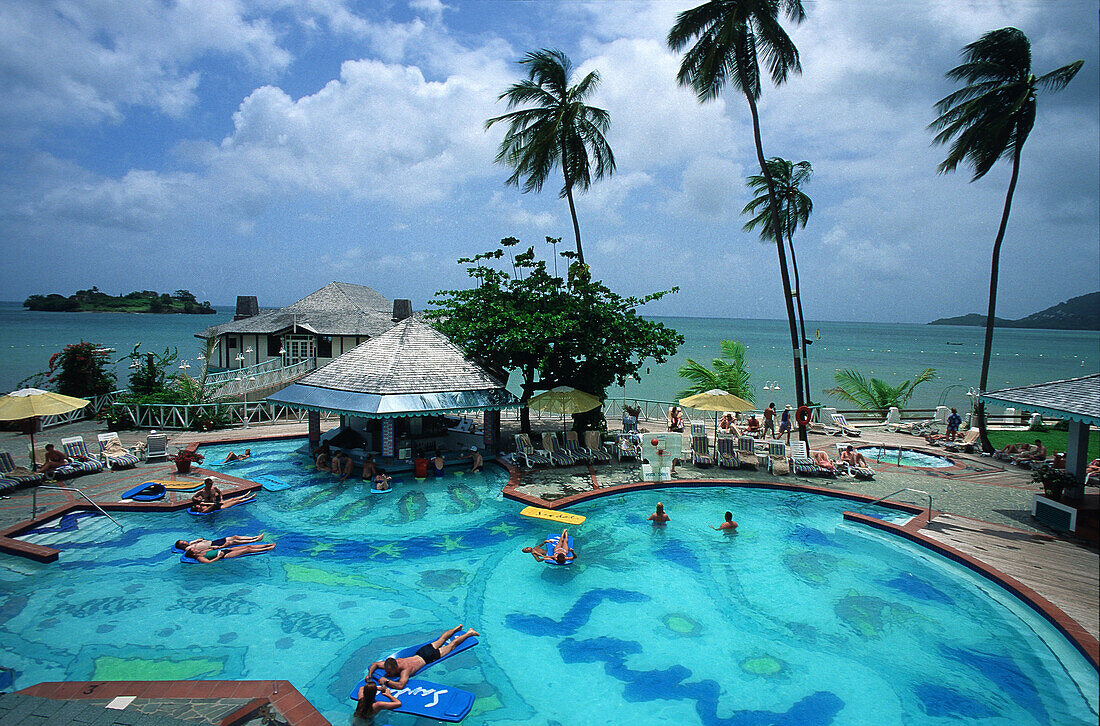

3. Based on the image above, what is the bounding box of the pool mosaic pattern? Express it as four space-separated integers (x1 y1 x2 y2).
0 438 1095 725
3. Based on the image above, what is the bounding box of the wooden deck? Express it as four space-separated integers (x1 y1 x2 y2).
921 513 1099 641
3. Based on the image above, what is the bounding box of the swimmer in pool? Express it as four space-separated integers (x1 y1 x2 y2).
353 680 401 720
372 469 392 492
647 502 670 524
712 511 738 531
370 624 480 689
469 446 483 473
522 529 574 564
222 449 251 463
175 533 265 553
184 542 275 563
190 478 222 510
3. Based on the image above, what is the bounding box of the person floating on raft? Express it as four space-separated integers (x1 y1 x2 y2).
522 528 575 564
222 449 251 463
369 624 480 690
190 477 256 513
184 541 275 563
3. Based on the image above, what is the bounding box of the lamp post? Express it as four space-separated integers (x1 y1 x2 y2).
245 346 254 366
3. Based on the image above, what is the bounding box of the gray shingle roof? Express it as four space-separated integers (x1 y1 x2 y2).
981 374 1100 425
198 282 396 337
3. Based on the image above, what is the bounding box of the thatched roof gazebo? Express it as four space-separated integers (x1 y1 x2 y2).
266 317 520 459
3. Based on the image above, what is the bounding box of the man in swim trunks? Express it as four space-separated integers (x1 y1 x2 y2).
840 445 870 469
191 478 222 510
469 446 482 473
370 624 480 690
186 541 275 563
712 511 738 531
175 533 265 553
222 449 251 463
333 451 353 481
362 454 377 481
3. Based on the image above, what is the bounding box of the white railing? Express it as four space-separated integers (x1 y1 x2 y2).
40 390 124 430
112 400 339 430
209 358 316 397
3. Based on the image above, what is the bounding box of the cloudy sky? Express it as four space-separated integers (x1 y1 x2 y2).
1 0 1096 323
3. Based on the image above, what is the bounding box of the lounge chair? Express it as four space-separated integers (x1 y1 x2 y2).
541 432 577 466
942 429 980 452
830 414 861 437
59 437 105 474
0 476 19 494
97 432 142 470
736 436 759 470
689 424 712 468
146 433 169 462
563 431 594 463
580 431 612 463
0 451 47 486
767 440 790 475
790 441 828 476
831 443 876 478
513 434 552 468
715 434 738 469
615 433 642 461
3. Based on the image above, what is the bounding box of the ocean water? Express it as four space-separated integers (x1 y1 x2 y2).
1 302 1095 411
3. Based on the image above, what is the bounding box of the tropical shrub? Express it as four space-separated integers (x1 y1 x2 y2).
825 368 936 414
47 342 117 397
676 340 754 402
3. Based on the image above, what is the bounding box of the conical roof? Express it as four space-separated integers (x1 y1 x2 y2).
199 282 396 337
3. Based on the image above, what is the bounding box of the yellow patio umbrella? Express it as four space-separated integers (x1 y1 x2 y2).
679 389 754 435
0 388 90 467
527 386 602 415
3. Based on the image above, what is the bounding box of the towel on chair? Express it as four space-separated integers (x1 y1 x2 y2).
102 438 129 458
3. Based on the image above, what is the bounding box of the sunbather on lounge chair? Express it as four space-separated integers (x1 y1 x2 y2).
1014 440 1047 463
811 450 837 473
744 415 762 437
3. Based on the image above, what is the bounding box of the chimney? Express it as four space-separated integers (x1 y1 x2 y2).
234 295 259 320
392 299 413 321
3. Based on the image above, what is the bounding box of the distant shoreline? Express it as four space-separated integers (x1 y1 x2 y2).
928 292 1099 331
22 288 216 315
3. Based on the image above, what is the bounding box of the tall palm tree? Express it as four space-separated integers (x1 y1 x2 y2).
668 0 808 434
486 49 615 266
930 27 1082 453
743 158 813 401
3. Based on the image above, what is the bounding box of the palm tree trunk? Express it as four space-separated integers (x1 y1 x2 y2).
976 145 1022 453
745 94 806 436
787 237 811 402
561 143 585 265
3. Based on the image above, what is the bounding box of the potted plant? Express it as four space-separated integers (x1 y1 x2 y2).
168 448 204 474
1032 464 1074 501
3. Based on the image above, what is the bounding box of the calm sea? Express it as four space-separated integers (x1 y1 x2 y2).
1 302 1095 412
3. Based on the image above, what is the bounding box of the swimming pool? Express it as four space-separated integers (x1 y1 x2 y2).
857 446 955 468
0 437 1095 725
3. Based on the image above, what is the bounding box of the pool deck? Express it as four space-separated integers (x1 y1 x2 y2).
1 417 1097 723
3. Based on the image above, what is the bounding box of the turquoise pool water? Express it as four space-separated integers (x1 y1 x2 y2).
0 437 1096 725
857 446 955 468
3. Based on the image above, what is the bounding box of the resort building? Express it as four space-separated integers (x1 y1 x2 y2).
266 316 521 467
197 282 412 370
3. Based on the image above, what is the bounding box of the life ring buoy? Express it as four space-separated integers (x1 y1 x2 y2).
795 405 812 427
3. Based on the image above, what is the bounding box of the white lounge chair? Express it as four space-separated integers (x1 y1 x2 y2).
146 433 169 462
831 414 862 437
97 432 141 469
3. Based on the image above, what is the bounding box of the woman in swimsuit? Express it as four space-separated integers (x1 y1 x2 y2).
353 681 401 721
523 529 574 563
185 542 275 563
175 533 264 552
222 449 251 463
647 502 670 525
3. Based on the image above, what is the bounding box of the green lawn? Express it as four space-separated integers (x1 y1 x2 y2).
985 429 1100 463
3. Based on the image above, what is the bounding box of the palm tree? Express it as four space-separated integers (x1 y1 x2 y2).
825 368 937 416
743 158 813 401
486 49 615 266
930 28 1082 453
668 0 808 433
676 340 755 402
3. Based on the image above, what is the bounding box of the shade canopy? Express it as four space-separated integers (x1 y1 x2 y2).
528 387 602 415
0 388 90 421
679 389 754 413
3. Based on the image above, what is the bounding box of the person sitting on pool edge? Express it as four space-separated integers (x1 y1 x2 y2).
186 541 276 563
353 680 401 721
372 469 392 492
222 449 251 463
522 528 574 564
648 502 670 525
175 533 265 553
370 624 480 690
712 511 738 531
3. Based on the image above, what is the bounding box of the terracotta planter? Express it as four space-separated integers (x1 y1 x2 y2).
175 460 192 474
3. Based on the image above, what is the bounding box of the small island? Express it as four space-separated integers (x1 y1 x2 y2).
929 291 1100 331
24 287 216 314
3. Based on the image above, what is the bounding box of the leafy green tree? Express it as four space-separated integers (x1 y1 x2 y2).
930 27 1082 452
676 340 754 402
428 237 682 432
120 344 179 398
825 368 937 415
742 158 813 400
668 0 809 426
486 49 615 266
46 342 117 397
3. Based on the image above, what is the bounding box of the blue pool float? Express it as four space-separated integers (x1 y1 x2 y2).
364 630 479 684
171 542 266 564
371 478 399 494
187 494 257 516
120 483 166 501
255 475 291 491
543 532 576 567
346 678 474 722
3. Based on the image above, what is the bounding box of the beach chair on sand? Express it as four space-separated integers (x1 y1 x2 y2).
580 431 612 463
830 414 861 438
766 441 790 475
513 434 551 468
736 437 759 470
690 424 713 468
542 432 577 466
715 434 737 469
98 432 141 469
0 451 46 486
